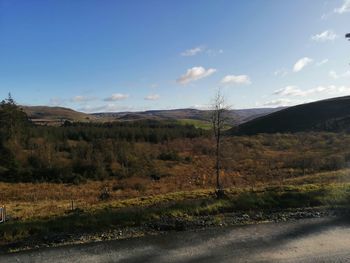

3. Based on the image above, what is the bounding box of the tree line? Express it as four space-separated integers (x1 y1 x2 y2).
0 95 205 184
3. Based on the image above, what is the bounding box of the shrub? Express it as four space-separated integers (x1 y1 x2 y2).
158 151 181 161
99 187 111 201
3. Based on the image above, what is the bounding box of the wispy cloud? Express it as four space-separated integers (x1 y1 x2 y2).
144 94 160 101
274 85 350 97
70 95 96 103
181 46 205 57
181 46 224 57
190 104 210 110
274 68 288 77
321 13 331 20
49 97 66 106
50 96 96 106
293 57 313 72
316 59 329 66
262 98 293 107
311 30 338 42
206 49 224 56
177 66 216 85
221 74 251 85
329 70 350 79
334 0 350 14
273 86 303 96
78 104 135 113
104 93 129 101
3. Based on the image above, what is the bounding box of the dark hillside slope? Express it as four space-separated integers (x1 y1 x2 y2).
231 96 350 135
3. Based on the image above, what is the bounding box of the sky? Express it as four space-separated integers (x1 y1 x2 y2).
0 0 350 112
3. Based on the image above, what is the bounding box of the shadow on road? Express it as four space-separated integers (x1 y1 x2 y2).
112 214 350 263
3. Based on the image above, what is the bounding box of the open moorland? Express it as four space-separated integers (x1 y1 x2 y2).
2 96 350 251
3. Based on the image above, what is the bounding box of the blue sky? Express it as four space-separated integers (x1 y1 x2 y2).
0 0 350 112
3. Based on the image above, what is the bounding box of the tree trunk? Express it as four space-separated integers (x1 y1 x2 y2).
216 136 221 190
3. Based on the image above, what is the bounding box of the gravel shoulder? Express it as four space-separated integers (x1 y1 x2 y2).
2 206 344 253
2 216 350 263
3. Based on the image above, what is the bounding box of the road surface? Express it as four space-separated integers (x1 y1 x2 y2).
1 217 350 262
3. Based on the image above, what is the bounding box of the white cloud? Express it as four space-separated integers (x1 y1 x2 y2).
274 85 350 97
273 86 304 96
293 57 313 72
266 83 350 108
262 98 293 107
308 85 350 97
316 59 329 66
104 93 129 101
181 46 224 57
221 74 251 85
341 71 350 79
261 98 317 107
311 30 338 42
191 104 210 110
181 46 205 57
274 68 288 77
144 94 160 101
49 97 66 106
78 104 135 113
177 66 216 85
329 71 338 79
329 70 350 79
321 13 330 20
276 86 330 97
334 0 350 14
206 49 224 56
70 95 96 103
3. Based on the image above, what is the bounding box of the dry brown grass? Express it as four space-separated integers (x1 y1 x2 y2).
2 167 348 221
0 154 246 221
3 134 350 222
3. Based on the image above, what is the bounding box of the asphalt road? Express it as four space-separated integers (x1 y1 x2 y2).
2 217 350 263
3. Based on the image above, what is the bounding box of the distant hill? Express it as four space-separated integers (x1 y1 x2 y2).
22 106 96 125
92 108 283 126
231 96 350 135
21 105 283 127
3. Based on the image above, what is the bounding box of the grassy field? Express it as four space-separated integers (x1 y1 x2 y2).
177 119 213 130
177 119 232 130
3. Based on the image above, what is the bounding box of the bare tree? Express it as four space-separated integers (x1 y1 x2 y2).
211 89 230 197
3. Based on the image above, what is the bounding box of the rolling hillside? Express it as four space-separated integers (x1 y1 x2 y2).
22 106 97 125
231 96 350 135
21 105 283 127
93 107 283 126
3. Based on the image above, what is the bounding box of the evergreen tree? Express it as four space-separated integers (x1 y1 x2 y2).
0 94 29 181
0 93 29 142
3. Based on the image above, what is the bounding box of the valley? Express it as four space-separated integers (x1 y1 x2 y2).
2 95 350 252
